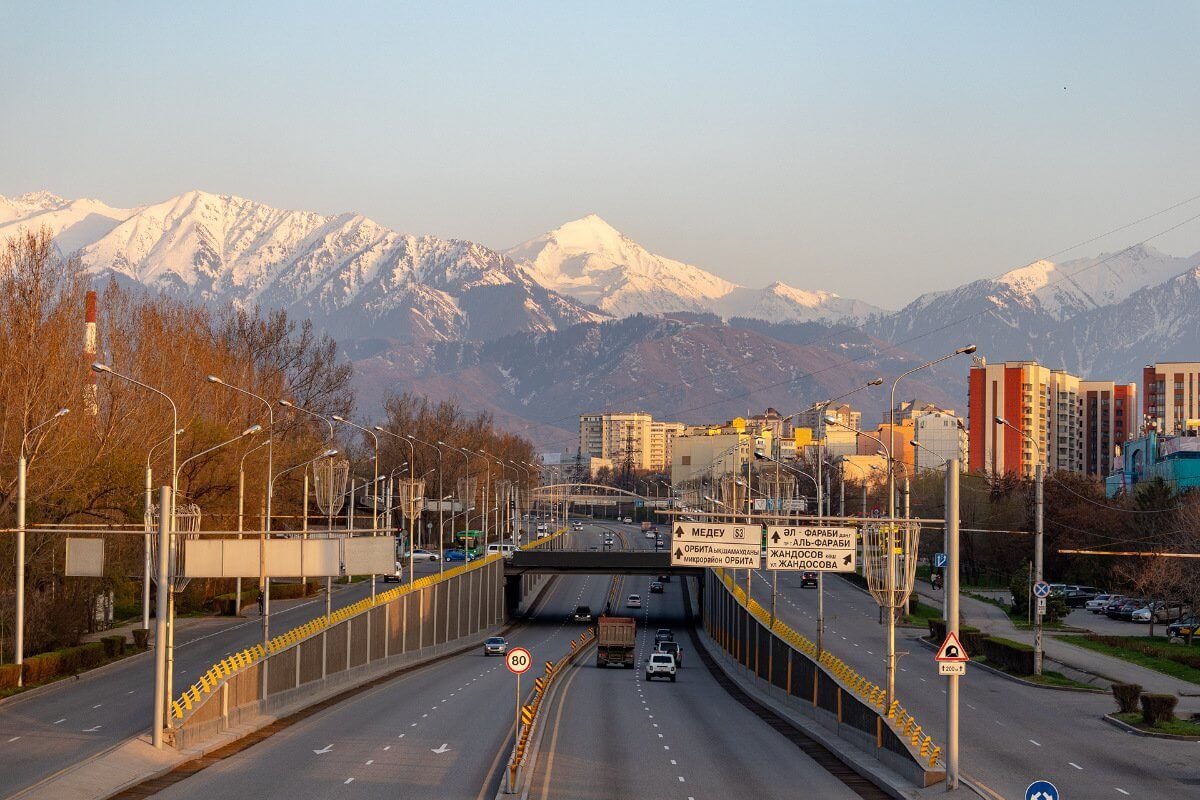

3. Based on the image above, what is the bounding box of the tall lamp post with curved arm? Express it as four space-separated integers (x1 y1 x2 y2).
145 427 185 630
334 416 380 599
408 434 446 571
996 415 1045 675
441 441 471 551
15 407 69 686
269 449 339 632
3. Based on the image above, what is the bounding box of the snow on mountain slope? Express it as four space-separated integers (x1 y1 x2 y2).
505 214 885 322
0 191 136 255
996 244 1199 319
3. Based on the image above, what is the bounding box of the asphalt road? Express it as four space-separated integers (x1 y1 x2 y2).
746 567 1199 799
151 526 619 800
0 560 446 799
526 569 862 800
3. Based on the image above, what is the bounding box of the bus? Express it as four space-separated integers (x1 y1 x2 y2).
455 530 484 557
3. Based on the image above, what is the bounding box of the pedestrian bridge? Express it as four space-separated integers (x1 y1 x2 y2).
504 548 703 577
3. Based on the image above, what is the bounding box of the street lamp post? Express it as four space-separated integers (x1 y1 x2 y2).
237 437 272 616
15 407 69 685
208 376 276 646
752 452 820 637
92 363 177 724
996 415 1045 675
409 434 446 570
334 416 380 598
270 449 338 630
144 427 183 632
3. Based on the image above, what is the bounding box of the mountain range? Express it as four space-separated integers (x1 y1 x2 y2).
4 189 1198 446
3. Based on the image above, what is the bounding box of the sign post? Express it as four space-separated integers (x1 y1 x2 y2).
506 646 532 740
669 523 760 568
943 461 962 788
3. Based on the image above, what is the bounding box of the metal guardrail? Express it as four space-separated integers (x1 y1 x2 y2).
171 525 572 722
713 569 942 768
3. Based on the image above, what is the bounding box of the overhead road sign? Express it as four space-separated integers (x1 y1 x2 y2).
671 540 760 568
765 526 856 572
672 523 756 545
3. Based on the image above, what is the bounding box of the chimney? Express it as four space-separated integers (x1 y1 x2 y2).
84 290 98 415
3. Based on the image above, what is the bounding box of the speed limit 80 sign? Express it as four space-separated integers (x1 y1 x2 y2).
506 647 532 675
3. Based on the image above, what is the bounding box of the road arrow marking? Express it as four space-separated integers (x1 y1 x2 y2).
313 744 334 754
431 743 451 754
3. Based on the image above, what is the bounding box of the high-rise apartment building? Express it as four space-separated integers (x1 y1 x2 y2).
1081 381 1136 477
913 409 967 472
578 412 684 472
795 403 860 433
969 360 1130 478
1143 362 1200 435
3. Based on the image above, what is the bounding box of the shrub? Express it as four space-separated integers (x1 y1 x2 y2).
0 664 22 690
1140 693 1178 725
21 642 106 684
101 635 126 658
981 636 1035 675
132 628 150 650
1112 683 1142 714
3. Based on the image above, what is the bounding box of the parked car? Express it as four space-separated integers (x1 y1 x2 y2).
654 628 674 644
800 571 818 588
626 594 642 609
1103 595 1130 616
655 640 683 667
1064 586 1105 607
572 605 593 623
1086 593 1124 613
1110 598 1149 621
382 561 404 583
645 652 677 682
649 581 664 594
403 548 438 562
1167 615 1200 640
1133 601 1188 623
483 636 508 656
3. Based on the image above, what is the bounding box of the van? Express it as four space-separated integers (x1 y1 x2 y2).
487 543 518 558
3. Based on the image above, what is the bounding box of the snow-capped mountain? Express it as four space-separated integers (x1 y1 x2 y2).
0 190 604 343
867 243 1200 382
505 214 886 323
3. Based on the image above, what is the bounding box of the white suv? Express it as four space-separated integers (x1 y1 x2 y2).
645 652 677 682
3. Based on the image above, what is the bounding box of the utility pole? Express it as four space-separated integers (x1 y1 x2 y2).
1034 461 1044 675
946 458 961 789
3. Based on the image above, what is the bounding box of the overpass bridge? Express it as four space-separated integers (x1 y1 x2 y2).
505 548 703 577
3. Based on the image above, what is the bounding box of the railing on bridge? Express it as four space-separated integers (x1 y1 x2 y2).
704 569 944 787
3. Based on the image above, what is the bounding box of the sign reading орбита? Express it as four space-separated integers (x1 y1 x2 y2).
671 540 761 567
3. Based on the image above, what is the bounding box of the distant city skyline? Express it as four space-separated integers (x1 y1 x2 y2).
3 2 1199 307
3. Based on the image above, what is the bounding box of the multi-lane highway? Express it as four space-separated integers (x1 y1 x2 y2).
744 566 1198 799
0 560 447 798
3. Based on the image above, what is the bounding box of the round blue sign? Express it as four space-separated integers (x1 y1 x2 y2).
1033 581 1052 599
1026 779 1059 800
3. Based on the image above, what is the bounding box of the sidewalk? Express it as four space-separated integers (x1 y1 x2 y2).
914 584 1200 711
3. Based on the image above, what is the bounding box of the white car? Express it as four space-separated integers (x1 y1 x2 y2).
486 543 517 558
402 549 438 562
382 561 403 583
623 517 633 524
626 594 642 608
483 636 508 656
1086 593 1123 613
645 652 676 682
537 524 548 533
572 522 583 531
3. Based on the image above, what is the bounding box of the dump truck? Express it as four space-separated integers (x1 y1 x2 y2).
596 615 636 668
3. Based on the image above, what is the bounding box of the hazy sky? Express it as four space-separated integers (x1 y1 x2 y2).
4 2 1199 307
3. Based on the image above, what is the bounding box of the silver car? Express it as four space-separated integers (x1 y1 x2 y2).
483 636 508 656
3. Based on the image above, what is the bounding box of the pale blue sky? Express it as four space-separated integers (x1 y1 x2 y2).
3 2 1199 307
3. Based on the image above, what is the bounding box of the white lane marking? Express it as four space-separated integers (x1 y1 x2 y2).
313 744 334 754
994 720 1004 726
410 723 418 727
967 704 976 710
82 726 102 732
658 733 663 738
663 745 670 750
678 776 685 782
384 746 391 751
1069 762 1082 770
92 704 102 709
866 650 873 655
398 734 406 738
344 778 354 785
653 723 659 728
432 743 451 754
7 736 20 742
127 690 135 694
1029 739 1041 747
422 713 428 718
1115 790 1129 796
365 759 374 765
670 759 677 765
54 719 65 725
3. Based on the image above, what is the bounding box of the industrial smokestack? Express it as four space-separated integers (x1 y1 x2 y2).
84 290 98 415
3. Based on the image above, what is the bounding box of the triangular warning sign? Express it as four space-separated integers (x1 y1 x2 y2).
934 631 970 662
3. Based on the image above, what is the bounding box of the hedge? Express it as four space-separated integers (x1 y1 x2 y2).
980 636 1035 675
100 635 126 658
21 642 107 685
0 664 21 690
1141 693 1178 725
1112 683 1142 714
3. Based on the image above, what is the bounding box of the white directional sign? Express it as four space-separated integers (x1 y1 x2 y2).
765 526 857 572
671 540 760 568
671 522 756 544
